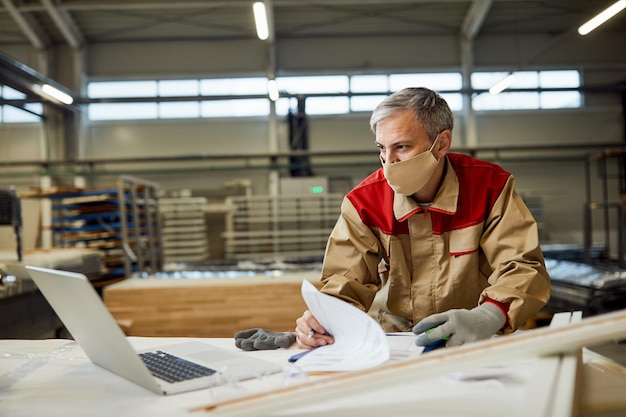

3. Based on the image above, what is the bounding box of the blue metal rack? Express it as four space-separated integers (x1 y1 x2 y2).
50 176 162 279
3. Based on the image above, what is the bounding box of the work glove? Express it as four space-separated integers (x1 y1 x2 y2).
234 328 297 351
413 303 506 347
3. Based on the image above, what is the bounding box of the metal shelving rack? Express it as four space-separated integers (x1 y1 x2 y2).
0 186 22 262
118 175 162 277
222 193 343 260
50 187 122 279
159 196 209 264
50 176 162 279
584 149 626 268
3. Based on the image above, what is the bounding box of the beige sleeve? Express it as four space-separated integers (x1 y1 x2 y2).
318 197 383 312
479 176 552 331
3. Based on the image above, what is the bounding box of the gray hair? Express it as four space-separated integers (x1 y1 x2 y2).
369 87 454 141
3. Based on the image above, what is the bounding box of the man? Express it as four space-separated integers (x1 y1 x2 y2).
295 87 551 349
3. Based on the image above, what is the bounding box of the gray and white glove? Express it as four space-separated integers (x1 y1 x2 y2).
413 303 506 347
234 328 297 351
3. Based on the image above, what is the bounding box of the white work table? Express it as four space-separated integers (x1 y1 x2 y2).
0 336 625 417
0 337 297 417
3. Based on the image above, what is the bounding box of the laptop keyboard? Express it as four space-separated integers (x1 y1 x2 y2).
139 350 217 383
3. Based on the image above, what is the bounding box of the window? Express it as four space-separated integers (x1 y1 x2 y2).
2 105 41 122
200 78 267 96
306 97 350 115
275 75 349 94
159 80 199 97
440 93 463 112
347 73 463 112
276 97 297 116
88 81 157 98
350 75 388 92
160 101 200 118
82 70 581 121
350 95 388 112
539 70 581 109
0 86 42 123
389 73 462 92
472 70 581 110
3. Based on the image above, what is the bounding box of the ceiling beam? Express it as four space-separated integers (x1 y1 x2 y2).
1 0 47 49
15 0 490 12
40 0 84 49
461 0 493 40
264 0 276 80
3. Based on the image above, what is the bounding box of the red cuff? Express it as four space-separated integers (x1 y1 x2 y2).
484 298 510 329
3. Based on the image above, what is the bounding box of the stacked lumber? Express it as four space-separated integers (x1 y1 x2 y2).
103 272 322 338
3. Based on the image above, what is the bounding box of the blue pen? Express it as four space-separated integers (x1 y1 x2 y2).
422 328 450 353
288 347 320 363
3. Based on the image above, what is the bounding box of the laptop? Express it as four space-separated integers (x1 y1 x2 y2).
26 265 282 395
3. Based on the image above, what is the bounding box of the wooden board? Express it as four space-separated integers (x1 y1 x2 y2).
103 272 322 338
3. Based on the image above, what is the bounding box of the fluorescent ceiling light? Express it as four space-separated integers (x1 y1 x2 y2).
489 73 516 95
34 83 74 105
268 79 279 101
578 0 626 35
253 2 269 40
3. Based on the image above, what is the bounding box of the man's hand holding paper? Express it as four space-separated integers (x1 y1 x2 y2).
293 280 390 372
295 310 334 349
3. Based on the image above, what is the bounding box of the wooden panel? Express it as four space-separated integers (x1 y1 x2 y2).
103 272 322 338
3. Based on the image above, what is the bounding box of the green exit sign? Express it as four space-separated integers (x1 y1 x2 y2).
309 186 324 194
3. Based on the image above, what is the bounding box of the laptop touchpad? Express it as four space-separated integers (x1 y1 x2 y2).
189 350 238 363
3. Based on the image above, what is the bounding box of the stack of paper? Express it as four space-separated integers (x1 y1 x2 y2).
295 280 390 372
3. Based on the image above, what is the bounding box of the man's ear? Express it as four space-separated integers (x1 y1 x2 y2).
435 130 452 158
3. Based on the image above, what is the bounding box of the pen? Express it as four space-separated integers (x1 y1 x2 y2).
422 336 450 352
288 346 319 363
422 328 450 353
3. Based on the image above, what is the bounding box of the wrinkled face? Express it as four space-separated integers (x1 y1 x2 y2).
375 110 432 165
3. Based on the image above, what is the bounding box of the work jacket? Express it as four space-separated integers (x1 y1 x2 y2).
319 153 551 333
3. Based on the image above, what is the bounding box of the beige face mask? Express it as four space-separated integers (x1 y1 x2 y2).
382 135 439 196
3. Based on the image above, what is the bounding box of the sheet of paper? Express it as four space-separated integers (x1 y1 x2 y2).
386 334 422 359
294 280 389 372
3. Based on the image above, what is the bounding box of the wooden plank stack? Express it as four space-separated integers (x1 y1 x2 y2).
103 272 322 338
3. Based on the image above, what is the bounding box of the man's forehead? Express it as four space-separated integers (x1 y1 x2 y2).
375 118 427 144
377 111 424 131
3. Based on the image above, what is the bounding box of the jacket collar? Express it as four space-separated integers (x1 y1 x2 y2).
393 156 459 221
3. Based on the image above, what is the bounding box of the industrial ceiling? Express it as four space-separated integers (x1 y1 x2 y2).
0 1 624 49
0 0 624 109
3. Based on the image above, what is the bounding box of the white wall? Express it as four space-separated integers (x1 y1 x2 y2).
87 118 272 157
0 124 45 160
